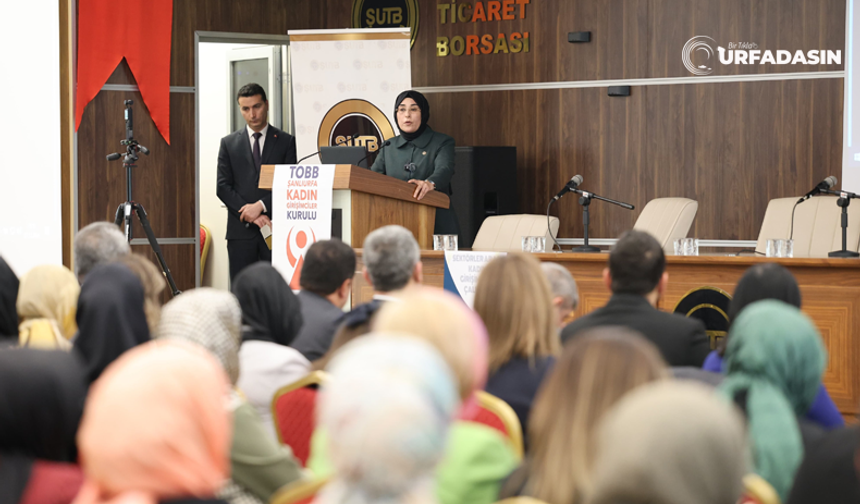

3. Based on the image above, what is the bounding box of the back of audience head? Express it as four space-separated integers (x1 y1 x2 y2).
75 341 230 503
474 252 559 372
588 381 748 504
16 264 79 350
300 239 356 309
373 288 489 406
73 263 150 385
0 348 87 463
541 262 579 328
232 262 303 346
526 327 668 503
158 288 242 385
73 222 130 282
0 256 19 341
114 254 167 335
719 299 825 501
318 335 458 504
362 225 422 294
717 263 802 357
607 230 667 302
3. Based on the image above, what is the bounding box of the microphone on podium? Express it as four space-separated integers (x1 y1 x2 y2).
355 140 391 169
552 175 584 202
797 176 838 204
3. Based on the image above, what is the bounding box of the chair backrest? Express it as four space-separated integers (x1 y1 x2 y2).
472 215 559 252
471 390 524 459
756 196 860 257
633 198 699 254
738 474 780 504
269 477 329 504
270 371 330 466
200 224 212 278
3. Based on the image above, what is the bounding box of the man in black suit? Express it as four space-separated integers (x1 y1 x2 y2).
217 83 297 281
561 230 710 367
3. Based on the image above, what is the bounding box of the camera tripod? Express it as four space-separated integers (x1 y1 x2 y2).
107 100 181 297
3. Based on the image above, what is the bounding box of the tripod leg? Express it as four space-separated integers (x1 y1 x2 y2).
133 203 182 297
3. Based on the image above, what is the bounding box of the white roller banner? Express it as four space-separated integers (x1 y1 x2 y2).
271 164 336 289
288 28 412 166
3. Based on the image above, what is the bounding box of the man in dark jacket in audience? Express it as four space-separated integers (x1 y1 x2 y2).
291 239 356 362
561 230 710 367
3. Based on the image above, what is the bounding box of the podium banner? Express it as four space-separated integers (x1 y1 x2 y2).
288 28 411 167
442 251 506 308
272 164 336 289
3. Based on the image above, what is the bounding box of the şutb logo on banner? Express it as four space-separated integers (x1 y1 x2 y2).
317 99 397 167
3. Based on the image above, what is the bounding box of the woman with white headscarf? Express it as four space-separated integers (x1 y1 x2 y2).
159 288 303 504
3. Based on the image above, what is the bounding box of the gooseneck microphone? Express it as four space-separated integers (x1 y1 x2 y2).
355 140 391 169
798 176 838 203
296 133 358 164
552 175 584 201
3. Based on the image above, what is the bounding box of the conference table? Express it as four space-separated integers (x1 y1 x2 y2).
351 251 860 419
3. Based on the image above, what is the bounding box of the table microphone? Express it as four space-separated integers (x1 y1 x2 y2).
355 140 391 169
552 175 584 201
296 133 358 164
797 176 838 203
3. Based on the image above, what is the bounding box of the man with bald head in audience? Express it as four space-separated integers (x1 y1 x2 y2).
561 230 709 366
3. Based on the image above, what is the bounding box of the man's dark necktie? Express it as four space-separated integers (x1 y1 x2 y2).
252 132 262 172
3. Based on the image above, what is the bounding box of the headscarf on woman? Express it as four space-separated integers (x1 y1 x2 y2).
718 300 826 501
0 348 87 504
588 381 748 504
317 335 458 504
73 263 150 385
17 265 80 350
158 288 242 385
114 254 167 336
74 341 231 504
0 256 18 342
231 263 303 347
373 287 489 417
394 90 430 142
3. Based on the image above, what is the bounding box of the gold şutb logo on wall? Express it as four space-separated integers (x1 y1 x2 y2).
352 0 419 48
318 99 396 166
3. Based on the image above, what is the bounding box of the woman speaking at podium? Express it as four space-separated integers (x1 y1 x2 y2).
371 90 459 235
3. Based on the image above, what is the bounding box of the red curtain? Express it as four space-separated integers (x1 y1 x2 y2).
75 0 173 144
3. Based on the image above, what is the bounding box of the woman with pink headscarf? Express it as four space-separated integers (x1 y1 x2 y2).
73 340 232 504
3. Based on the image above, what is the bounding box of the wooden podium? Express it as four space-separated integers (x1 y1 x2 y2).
259 164 450 249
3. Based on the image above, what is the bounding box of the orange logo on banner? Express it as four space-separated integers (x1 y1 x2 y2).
287 225 317 289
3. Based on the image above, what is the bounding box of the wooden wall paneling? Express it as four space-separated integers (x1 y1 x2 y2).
130 244 196 304
77 91 195 239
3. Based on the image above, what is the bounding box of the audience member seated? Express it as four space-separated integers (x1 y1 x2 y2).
159 288 303 504
115 253 167 335
787 423 860 504
16 265 79 350
475 253 560 437
0 348 87 504
540 262 579 328
315 336 459 504
310 289 518 504
562 230 710 367
72 221 130 283
233 263 309 441
74 341 230 504
718 300 826 502
72 263 150 385
702 262 843 429
588 381 748 504
0 256 19 343
312 225 423 371
291 239 356 362
499 327 668 502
